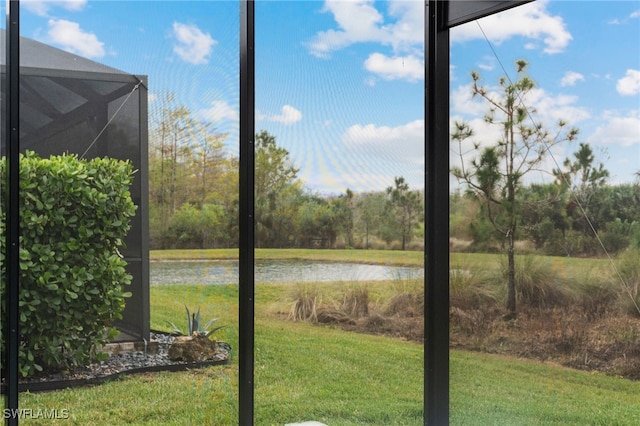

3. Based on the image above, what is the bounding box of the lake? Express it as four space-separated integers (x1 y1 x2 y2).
150 260 423 285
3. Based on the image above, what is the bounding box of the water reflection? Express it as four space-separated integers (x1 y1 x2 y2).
150 260 423 285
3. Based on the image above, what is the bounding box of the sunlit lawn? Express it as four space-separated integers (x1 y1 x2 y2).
14 250 639 424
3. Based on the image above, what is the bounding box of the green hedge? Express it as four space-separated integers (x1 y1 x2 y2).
1 151 136 377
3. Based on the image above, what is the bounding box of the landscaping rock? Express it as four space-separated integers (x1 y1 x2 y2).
168 335 220 362
12 333 231 389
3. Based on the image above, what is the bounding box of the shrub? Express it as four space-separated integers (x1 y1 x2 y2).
449 267 496 310
630 223 640 250
561 230 605 257
406 240 424 251
541 230 571 257
166 203 225 249
367 238 388 251
599 218 633 254
613 249 640 317
0 151 136 377
502 255 568 308
389 241 404 251
573 272 618 319
468 218 499 252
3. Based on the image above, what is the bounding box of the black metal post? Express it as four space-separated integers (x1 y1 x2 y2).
239 1 255 424
424 1 450 424
4 1 20 425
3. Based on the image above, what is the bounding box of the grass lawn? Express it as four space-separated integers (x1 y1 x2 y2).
151 248 425 267
151 247 612 274
14 250 640 424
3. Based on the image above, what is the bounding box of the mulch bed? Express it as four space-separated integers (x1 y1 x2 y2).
1 332 231 393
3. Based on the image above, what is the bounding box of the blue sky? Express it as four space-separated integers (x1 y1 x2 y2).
13 0 640 194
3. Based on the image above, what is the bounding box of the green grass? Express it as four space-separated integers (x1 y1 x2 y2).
150 248 240 261
451 350 640 425
151 247 613 273
449 251 612 278
151 248 425 267
254 319 424 425
14 250 640 424
14 279 640 425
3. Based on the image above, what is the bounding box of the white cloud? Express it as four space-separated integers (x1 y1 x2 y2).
47 19 105 58
452 81 590 128
364 53 423 82
609 9 640 24
323 118 425 192
617 69 640 96
384 0 425 53
23 0 87 16
451 83 488 116
529 90 591 125
307 0 425 83
587 111 640 147
477 57 495 71
172 22 216 65
451 0 572 54
561 71 585 87
309 0 569 85
307 0 388 58
307 0 425 57
259 105 302 125
307 1 424 60
342 119 424 165
197 100 238 123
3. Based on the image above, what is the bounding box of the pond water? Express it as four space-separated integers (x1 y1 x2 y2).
150 260 423 285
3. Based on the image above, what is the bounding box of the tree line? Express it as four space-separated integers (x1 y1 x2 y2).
451 179 640 256
148 104 423 250
149 58 639 276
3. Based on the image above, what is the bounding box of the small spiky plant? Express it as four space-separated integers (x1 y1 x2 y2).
168 305 225 337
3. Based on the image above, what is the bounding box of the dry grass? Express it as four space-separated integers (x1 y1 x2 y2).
287 284 319 323
341 284 370 318
280 250 640 381
449 237 472 252
447 251 640 380
383 292 423 317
